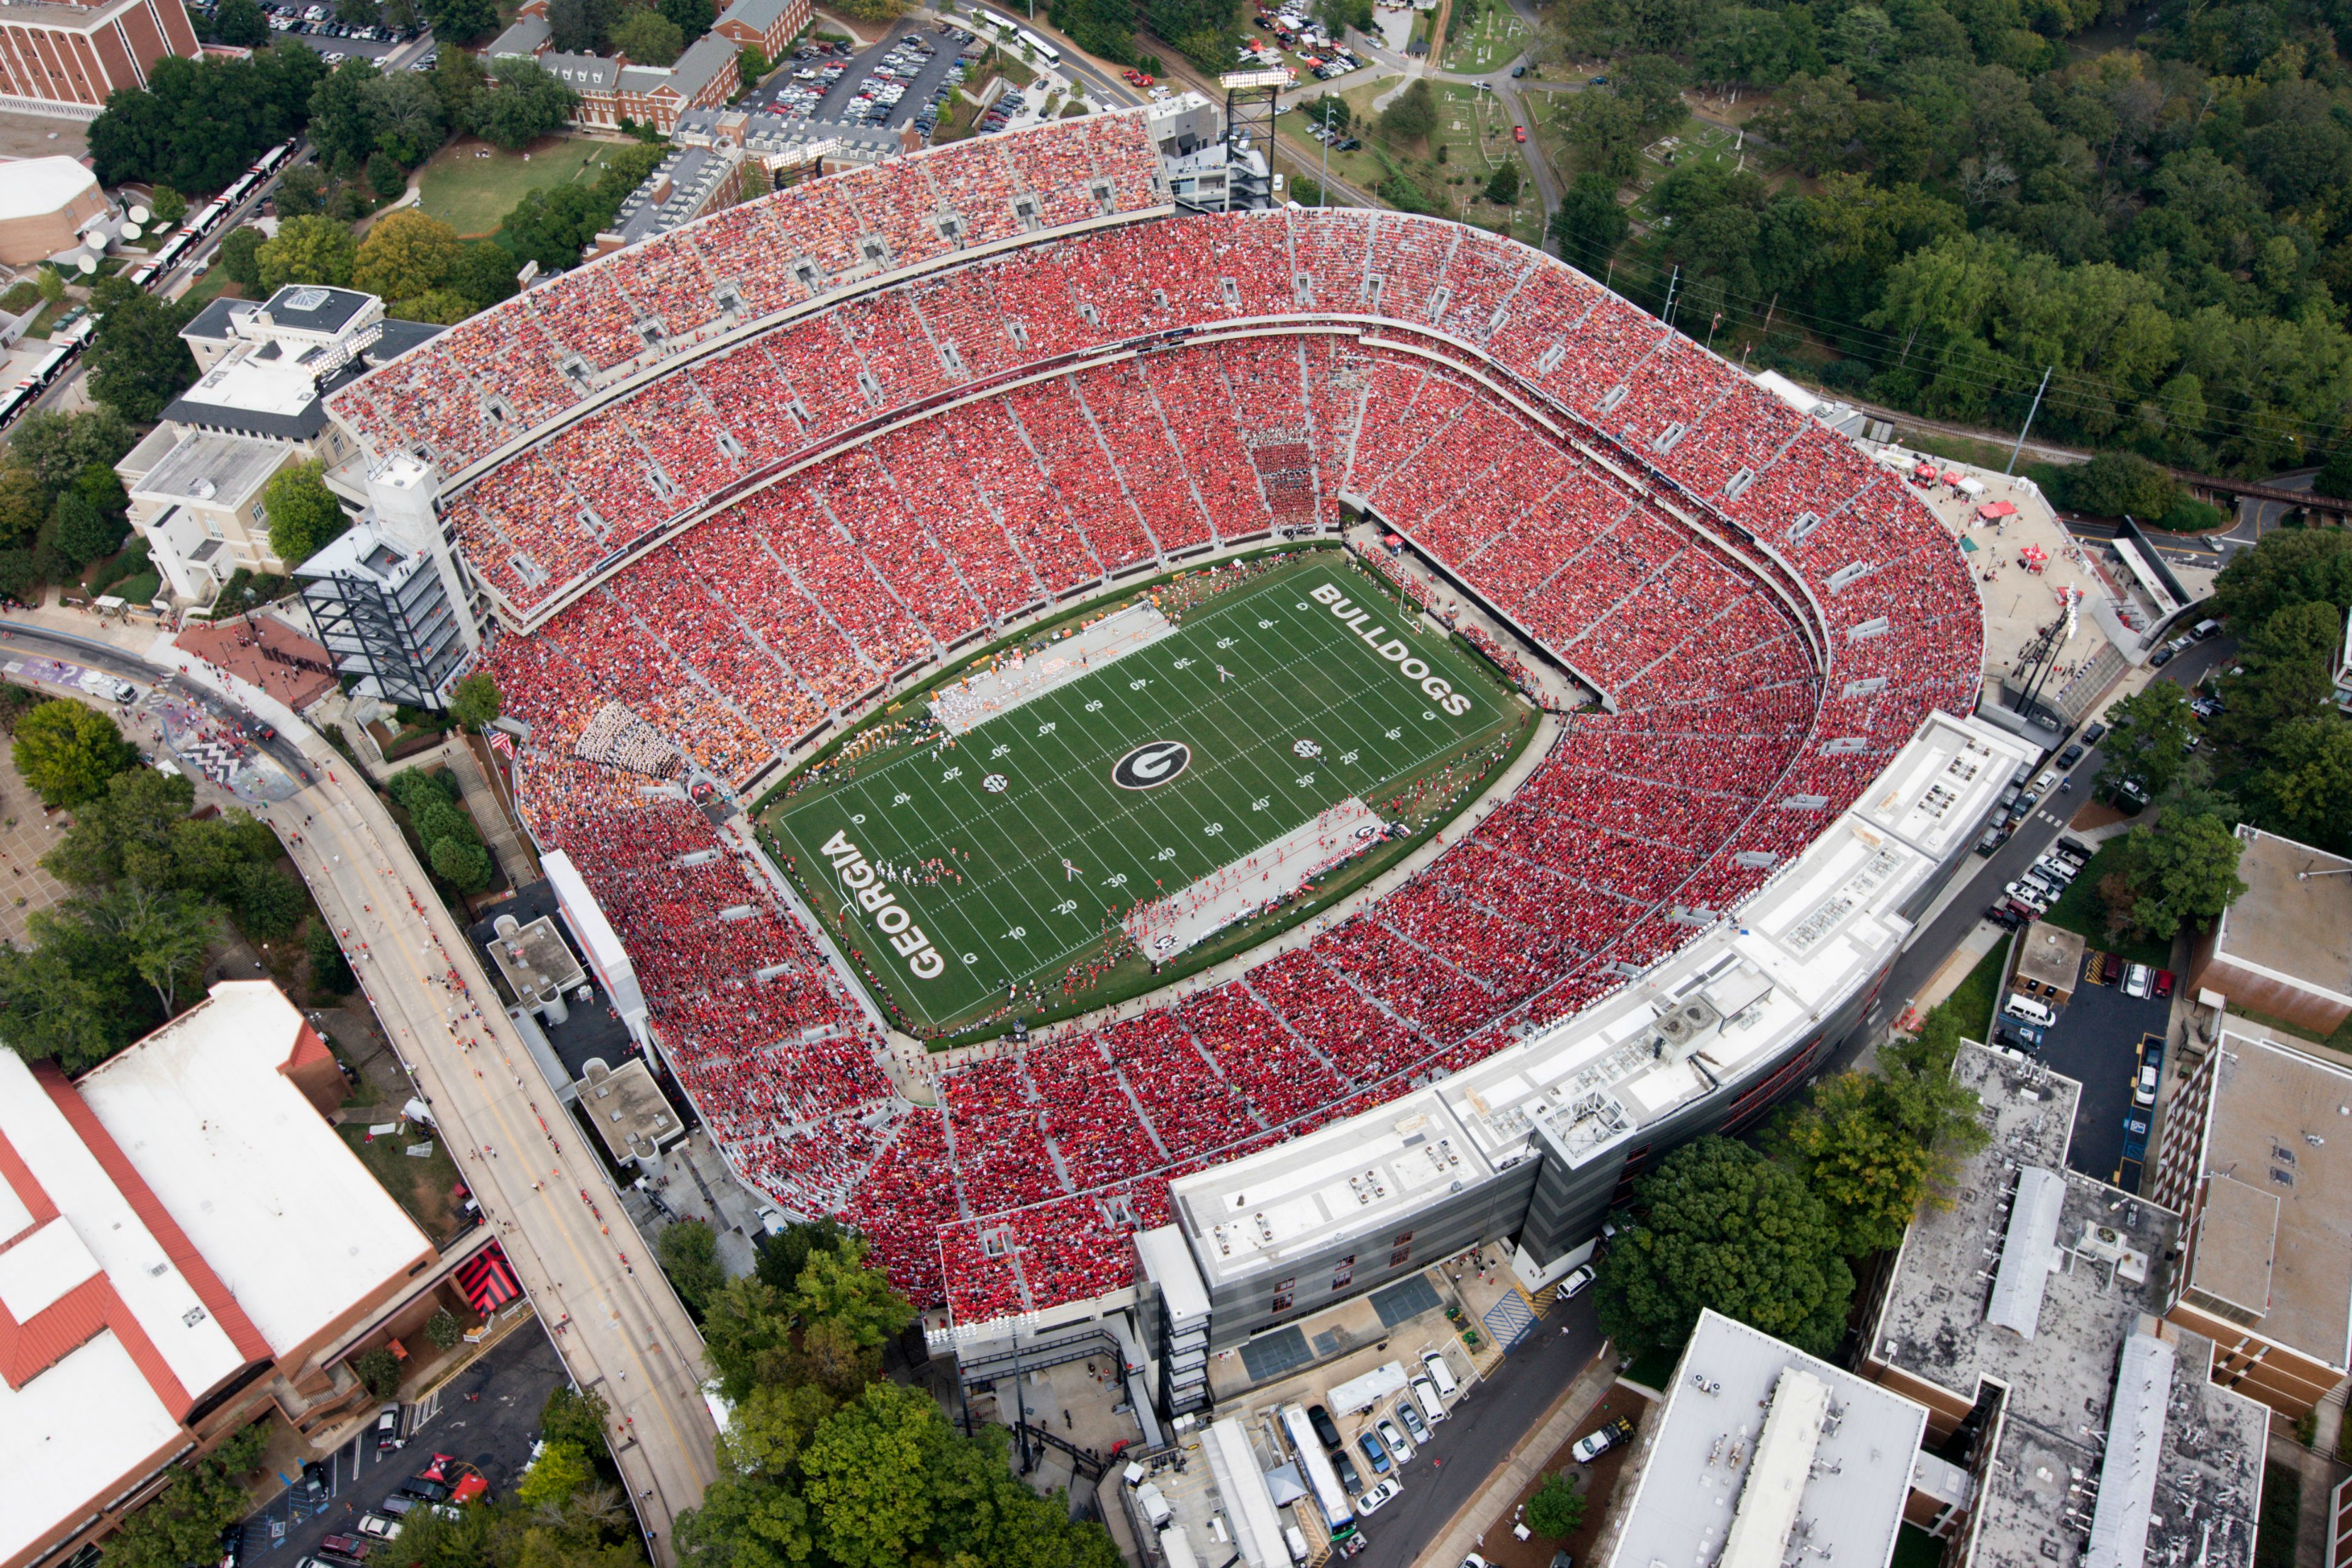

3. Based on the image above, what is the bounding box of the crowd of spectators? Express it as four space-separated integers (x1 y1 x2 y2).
447 199 1983 1333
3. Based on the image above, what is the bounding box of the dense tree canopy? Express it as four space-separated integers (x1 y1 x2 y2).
472 59 579 150
84 278 198 423
263 459 350 566
1551 0 2352 478
1595 1135 1854 1357
14 699 136 807
91 47 326 190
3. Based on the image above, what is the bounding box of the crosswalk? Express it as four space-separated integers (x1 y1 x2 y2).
1482 1290 1538 1349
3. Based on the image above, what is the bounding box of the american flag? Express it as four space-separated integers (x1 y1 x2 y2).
488 731 513 757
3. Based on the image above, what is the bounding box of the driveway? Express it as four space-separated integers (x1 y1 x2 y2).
230 1321 569 1562
1350 1290 1605 1568
2033 972 2171 1183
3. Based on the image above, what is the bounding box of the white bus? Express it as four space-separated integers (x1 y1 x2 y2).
1277 1403 1357 1542
1016 26 1061 65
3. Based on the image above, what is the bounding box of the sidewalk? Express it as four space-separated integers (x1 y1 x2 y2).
1411 1352 1618 1567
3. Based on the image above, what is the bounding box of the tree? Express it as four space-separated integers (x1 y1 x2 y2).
451 240 522 312
430 834 494 892
502 184 609 271
354 210 465 303
84 278 198 422
425 1307 465 1348
257 214 359 293
1595 1136 1853 1357
353 1346 403 1398
52 490 127 567
1484 160 1522 206
0 910 150 1070
2219 600 2346 749
2112 810 2248 941
95 883 220 1014
659 1219 727 1316
659 0 715 38
449 671 503 730
11 409 134 495
1771 1009 1986 1255
308 56 383 173
1307 94 1351 134
789 1241 912 1362
701 1275 794 1404
610 9 684 65
368 150 409 202
233 861 308 940
540 1385 612 1457
219 225 269 292
263 459 349 566
2316 446 2352 500
14 699 136 807
517 1440 595 1509
1617 52 1689 127
1379 78 1437 144
2249 717 2352 854
2100 683 2199 799
366 67 447 165
148 185 190 225
1559 90 1642 182
2063 450 2178 518
1526 1471 1586 1538
736 44 772 90
308 919 356 995
101 1424 269 1568
472 59 578 151
754 1216 849 1294
274 162 326 217
422 0 498 41
213 0 271 45
2214 527 2352 629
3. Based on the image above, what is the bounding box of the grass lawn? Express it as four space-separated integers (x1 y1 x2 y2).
1440 0 1528 72
766 555 1525 1038
1623 116 1745 223
2039 841 2174 968
174 269 236 313
341 1119 462 1237
1928 933 2012 1043
418 135 625 238
1280 79 1540 245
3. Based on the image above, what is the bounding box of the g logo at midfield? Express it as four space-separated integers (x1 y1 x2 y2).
1112 740 1192 790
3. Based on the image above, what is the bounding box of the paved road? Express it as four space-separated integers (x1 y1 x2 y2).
1353 1293 1603 1568
1839 634 2237 1077
0 620 718 1567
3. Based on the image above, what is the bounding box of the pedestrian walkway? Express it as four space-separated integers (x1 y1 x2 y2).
444 737 539 887
1482 1290 1538 1349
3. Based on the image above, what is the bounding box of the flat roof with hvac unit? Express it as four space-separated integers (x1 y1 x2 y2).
1861 1043 2270 1568
2195 826 2352 1031
1602 1310 1927 1568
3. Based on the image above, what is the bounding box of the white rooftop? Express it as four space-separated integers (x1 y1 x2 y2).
1170 712 2036 1291
179 353 323 420
0 155 99 222
1606 1310 1927 1568
77 982 430 1355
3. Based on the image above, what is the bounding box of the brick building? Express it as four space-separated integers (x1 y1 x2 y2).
0 0 201 120
484 0 773 133
1 983 442 1568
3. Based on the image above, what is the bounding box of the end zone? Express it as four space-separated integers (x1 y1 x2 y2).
1124 796 1391 959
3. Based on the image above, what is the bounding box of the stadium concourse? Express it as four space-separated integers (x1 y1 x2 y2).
330 104 1983 1337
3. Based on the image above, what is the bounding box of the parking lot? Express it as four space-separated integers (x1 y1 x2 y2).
229 1319 566 1565
747 26 973 135
2024 968 2173 1185
181 0 430 65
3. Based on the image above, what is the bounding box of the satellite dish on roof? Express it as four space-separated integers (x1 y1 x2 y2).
127 203 150 225
76 254 96 275
120 220 142 242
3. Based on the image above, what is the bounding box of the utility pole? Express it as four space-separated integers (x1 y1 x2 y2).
1661 264 1679 328
2007 365 2053 476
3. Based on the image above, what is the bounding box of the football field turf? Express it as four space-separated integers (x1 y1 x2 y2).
764 556 1521 1035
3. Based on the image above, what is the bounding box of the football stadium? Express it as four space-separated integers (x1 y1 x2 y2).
325 93 2017 1405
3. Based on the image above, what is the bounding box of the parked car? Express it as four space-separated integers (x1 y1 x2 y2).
1571 1416 1635 1463
2151 645 2176 666
1307 1404 1342 1449
1333 1447 1363 1491
1559 1264 1595 1299
400 1477 452 1504
1357 1430 1391 1475
2124 963 2154 999
2057 742 2085 767
1995 1019 2044 1051
2082 721 2107 745
2154 969 2175 999
318 1535 371 1562
1396 1399 1429 1444
2134 1056 2160 1104
1355 1477 1403 1514
1376 1417 1414 1465
1513 124 1528 141
354 1516 401 1541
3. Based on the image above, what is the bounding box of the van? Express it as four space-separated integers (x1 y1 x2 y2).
1420 1348 1458 1399
1284 1524 1310 1564
2193 618 2222 641
2005 992 2056 1027
1411 1375 1447 1426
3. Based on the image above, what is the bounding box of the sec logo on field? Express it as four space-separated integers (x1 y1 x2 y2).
1111 740 1192 790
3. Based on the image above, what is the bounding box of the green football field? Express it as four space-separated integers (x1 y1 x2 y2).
765 557 1520 1035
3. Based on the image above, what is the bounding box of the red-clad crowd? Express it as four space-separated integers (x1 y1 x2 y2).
444 198 1985 1333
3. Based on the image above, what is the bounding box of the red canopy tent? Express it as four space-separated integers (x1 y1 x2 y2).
1976 500 2017 520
